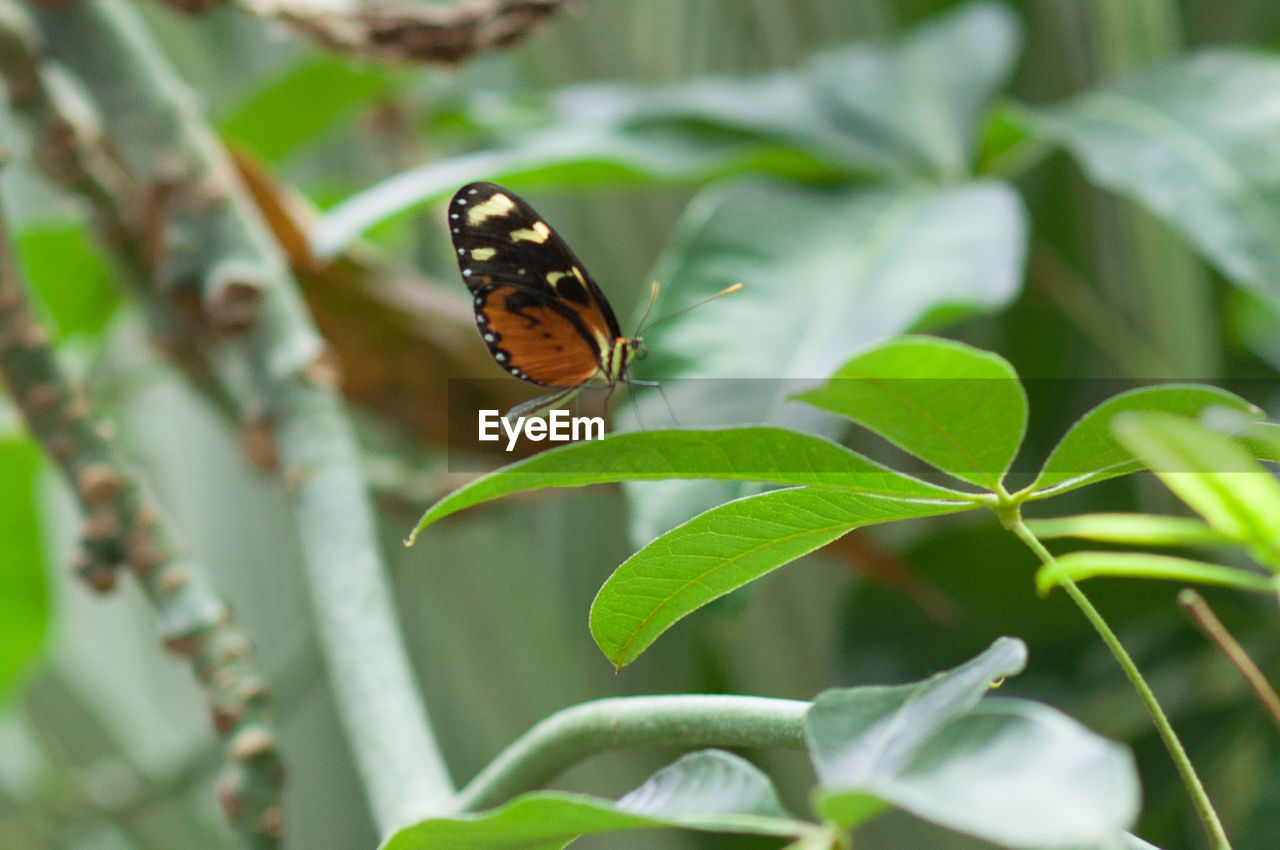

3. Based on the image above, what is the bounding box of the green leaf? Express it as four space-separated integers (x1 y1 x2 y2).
406 427 974 544
627 179 1026 543
1228 289 1280 373
816 700 1140 848
219 56 391 163
314 2 1022 255
806 638 1026 794
1035 551 1276 596
16 225 119 340
638 184 1026 388
794 336 1026 490
383 750 812 849
976 102 1051 178
810 1 1023 180
1028 50 1280 299
591 488 970 669
1026 513 1232 547
0 438 48 703
1113 412 1280 567
807 639 1139 848
1029 385 1261 497
312 120 840 257
615 749 791 823
1238 420 1280 464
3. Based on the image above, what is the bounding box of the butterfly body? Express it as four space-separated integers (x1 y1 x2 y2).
449 182 644 405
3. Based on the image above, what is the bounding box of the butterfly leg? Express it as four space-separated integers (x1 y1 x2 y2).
623 377 680 427
505 385 584 419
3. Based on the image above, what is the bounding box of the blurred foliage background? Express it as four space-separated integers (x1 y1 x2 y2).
3 0 1280 848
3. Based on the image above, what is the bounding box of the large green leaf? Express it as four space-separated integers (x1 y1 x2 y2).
1036 551 1276 596
591 488 970 669
383 750 812 849
1112 412 1280 568
795 336 1025 490
636 183 1026 386
406 427 975 544
1028 50 1280 299
806 638 1026 792
0 439 48 703
810 0 1022 180
313 1 1023 255
627 179 1027 542
807 639 1139 848
1029 386 1260 497
311 117 841 257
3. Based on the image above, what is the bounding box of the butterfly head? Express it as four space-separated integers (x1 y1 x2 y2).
628 335 648 362
608 334 646 383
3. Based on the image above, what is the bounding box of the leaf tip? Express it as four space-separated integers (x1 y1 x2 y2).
989 635 1029 672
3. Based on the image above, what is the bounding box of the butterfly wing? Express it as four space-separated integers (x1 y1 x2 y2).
449 182 625 387
472 283 601 387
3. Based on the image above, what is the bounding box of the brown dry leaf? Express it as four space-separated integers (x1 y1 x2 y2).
231 147 536 450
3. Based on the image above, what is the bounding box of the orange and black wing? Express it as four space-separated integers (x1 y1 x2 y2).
449 182 623 387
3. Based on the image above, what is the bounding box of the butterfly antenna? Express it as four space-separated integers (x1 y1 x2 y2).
640 282 743 333
632 280 663 335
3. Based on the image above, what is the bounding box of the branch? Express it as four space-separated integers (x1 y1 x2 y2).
28 0 455 832
453 695 810 813
0 196 284 847
191 0 566 64
0 0 251 425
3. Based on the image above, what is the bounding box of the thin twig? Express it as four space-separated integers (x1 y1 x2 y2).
1178 588 1280 731
0 196 285 847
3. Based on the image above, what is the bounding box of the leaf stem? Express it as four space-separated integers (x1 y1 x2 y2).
1004 505 1231 850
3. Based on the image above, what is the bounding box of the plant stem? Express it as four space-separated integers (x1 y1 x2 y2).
1006 510 1231 850
452 695 810 813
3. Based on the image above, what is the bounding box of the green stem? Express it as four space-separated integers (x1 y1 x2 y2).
1005 508 1231 850
452 695 809 813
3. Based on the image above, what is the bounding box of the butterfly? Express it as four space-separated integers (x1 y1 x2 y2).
449 181 650 417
